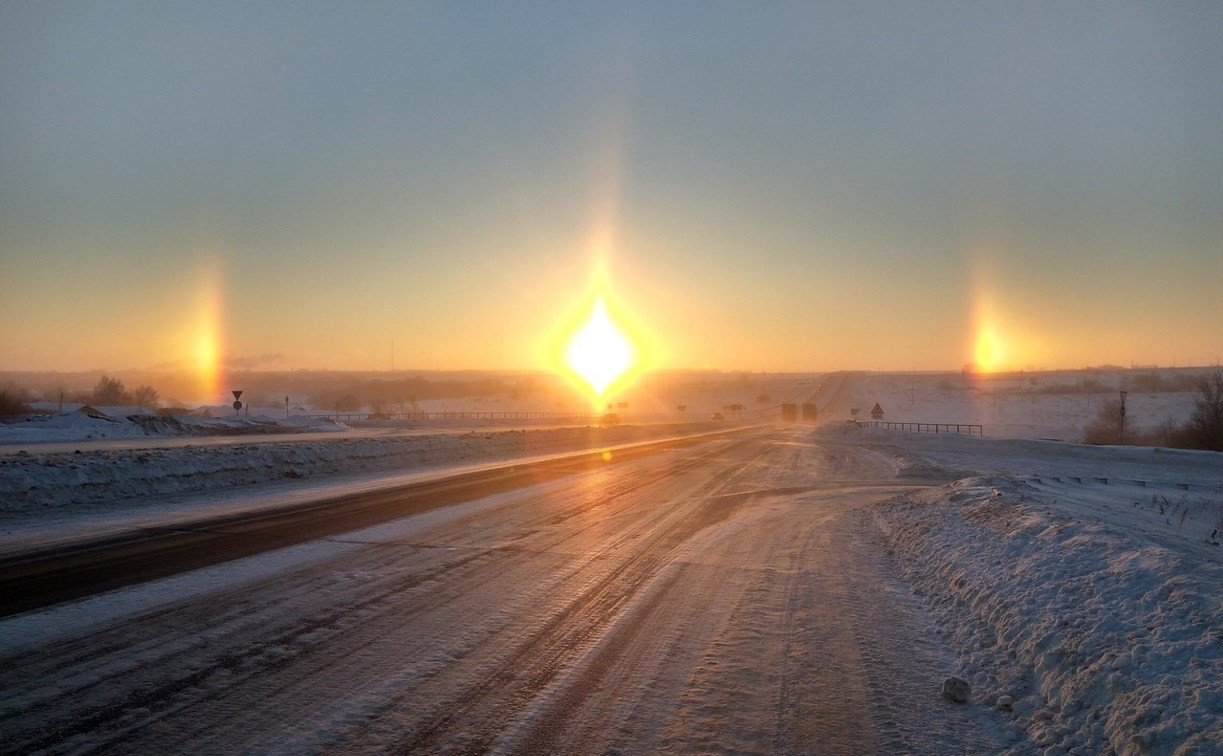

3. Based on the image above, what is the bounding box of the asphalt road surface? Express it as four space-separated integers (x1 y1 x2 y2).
0 427 1004 754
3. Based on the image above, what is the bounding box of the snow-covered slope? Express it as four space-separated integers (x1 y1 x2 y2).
0 410 346 444
873 478 1222 755
849 422 1223 756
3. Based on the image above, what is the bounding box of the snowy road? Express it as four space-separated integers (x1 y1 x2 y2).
0 429 1003 754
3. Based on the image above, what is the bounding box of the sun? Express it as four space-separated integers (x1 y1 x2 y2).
565 296 635 399
974 325 1005 372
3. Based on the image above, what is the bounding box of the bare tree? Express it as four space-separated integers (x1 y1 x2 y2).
130 385 160 409
1187 368 1223 451
1083 399 1125 445
0 389 31 418
91 375 128 405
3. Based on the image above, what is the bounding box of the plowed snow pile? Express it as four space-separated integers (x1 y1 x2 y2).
873 476 1223 755
0 424 697 523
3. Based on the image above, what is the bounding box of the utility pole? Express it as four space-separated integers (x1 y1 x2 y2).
1118 390 1128 444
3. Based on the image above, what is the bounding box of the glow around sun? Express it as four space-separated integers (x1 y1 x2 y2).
974 325 1005 372
565 296 635 399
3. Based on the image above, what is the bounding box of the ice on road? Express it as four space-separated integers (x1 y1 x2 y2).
0 430 1001 754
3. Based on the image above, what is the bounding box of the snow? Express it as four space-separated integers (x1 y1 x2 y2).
844 370 1203 441
0 421 728 549
817 420 1222 754
0 408 347 444
1 370 1220 752
0 485 528 657
871 474 1223 754
0 429 1003 753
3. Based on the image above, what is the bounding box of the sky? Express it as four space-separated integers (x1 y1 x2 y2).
2 1 1221 381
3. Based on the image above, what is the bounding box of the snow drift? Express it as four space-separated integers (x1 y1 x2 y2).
873 476 1223 755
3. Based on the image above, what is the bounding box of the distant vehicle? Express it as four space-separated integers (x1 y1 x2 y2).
599 412 620 426
711 412 725 421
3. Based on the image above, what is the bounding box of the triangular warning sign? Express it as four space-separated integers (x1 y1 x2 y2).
870 403 884 416
232 390 244 401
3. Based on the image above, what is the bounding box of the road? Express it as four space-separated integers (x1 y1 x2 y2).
0 428 762 617
0 426 1004 754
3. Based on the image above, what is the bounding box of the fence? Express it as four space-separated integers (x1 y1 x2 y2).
857 420 983 436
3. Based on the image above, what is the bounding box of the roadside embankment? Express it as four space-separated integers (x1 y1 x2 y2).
872 477 1223 755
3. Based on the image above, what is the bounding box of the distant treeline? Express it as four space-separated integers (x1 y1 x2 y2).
0 370 547 411
1034 372 1204 395
942 370 1210 395
307 375 527 413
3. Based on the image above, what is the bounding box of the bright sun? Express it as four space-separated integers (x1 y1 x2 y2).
565 296 635 399
974 326 1005 372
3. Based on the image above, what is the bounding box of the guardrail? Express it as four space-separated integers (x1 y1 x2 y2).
1023 476 1223 494
857 420 983 436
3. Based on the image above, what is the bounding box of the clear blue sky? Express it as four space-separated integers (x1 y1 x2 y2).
2 1 1221 374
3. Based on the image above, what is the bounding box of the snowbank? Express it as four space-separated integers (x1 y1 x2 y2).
0 411 348 445
872 476 1223 755
0 412 153 443
0 424 707 525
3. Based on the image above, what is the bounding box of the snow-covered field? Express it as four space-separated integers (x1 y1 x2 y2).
845 370 1203 441
1 370 1220 752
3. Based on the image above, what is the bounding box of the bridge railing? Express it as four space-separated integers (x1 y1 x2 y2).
856 420 983 436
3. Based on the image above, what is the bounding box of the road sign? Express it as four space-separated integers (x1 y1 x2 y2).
232 390 243 401
233 401 243 411
871 403 884 419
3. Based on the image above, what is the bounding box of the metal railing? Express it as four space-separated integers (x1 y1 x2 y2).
857 420 983 436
